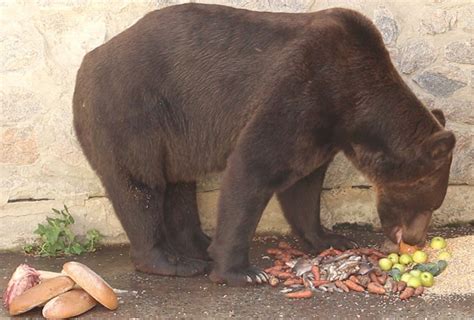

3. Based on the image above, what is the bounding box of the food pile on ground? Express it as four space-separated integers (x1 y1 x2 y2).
2 262 117 318
264 237 452 300
419 235 473 296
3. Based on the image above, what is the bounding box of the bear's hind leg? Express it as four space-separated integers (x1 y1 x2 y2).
277 163 358 253
164 182 212 262
101 169 206 277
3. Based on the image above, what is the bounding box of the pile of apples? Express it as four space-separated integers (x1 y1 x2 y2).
378 237 450 291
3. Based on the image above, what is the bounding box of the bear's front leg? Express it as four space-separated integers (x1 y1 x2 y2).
208 153 275 286
277 163 358 253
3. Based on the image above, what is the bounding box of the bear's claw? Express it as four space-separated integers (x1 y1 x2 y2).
209 266 268 286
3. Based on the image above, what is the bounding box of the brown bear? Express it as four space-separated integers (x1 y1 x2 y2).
72 4 455 286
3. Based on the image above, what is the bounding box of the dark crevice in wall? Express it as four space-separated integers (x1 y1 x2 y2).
87 195 107 199
7 195 108 204
351 185 372 189
5 183 470 203
322 185 371 191
8 198 53 203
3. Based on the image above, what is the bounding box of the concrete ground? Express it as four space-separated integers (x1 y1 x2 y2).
1 226 473 319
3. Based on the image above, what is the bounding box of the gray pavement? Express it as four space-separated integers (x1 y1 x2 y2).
1 226 473 319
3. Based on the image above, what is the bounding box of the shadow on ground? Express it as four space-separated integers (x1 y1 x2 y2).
1 226 473 319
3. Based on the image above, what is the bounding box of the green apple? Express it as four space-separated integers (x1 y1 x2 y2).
392 263 405 273
387 253 399 264
438 251 451 261
409 270 422 278
401 273 412 283
399 253 413 265
412 250 428 264
420 272 434 287
378 258 393 271
430 236 447 250
407 276 422 288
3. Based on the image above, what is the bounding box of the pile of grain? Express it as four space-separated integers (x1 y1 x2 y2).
425 235 474 296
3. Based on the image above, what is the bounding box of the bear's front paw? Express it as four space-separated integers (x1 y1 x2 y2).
209 266 268 286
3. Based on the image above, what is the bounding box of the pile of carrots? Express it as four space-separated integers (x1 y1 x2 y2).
264 242 423 300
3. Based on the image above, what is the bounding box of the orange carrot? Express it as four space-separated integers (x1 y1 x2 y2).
335 280 350 293
285 289 314 299
414 286 424 297
391 280 398 293
313 279 330 287
266 269 291 278
288 248 305 257
278 241 291 250
344 279 365 292
369 272 379 284
265 265 285 273
318 248 336 257
373 268 383 277
267 248 284 255
274 271 294 280
274 260 285 267
275 253 292 262
367 249 385 258
311 265 320 281
399 241 418 255
357 248 372 256
349 275 361 284
377 273 387 285
397 281 407 292
283 278 304 286
367 282 386 295
400 287 415 300
368 255 379 265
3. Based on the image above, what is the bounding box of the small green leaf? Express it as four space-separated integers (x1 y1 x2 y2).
35 224 46 235
46 228 60 244
70 243 84 255
64 229 75 244
23 244 34 254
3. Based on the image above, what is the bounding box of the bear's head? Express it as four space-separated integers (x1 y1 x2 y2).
343 109 455 248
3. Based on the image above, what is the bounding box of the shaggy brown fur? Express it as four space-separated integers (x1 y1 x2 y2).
73 4 455 285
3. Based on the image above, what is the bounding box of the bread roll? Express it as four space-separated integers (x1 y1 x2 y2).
8 276 75 316
42 289 97 319
62 262 118 310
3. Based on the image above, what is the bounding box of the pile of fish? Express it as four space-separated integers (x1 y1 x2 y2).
264 242 423 300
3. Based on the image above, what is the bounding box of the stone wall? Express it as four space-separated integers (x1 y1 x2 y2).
1 0 472 250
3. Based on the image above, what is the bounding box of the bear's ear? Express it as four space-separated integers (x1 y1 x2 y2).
431 109 446 127
423 130 455 160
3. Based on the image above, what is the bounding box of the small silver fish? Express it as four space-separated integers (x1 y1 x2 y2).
322 252 353 264
302 273 315 290
285 259 298 269
289 284 305 289
311 257 323 266
319 286 328 292
358 262 373 275
348 255 362 261
293 258 313 277
337 260 360 272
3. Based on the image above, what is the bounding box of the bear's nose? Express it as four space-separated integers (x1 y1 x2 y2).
401 230 427 247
